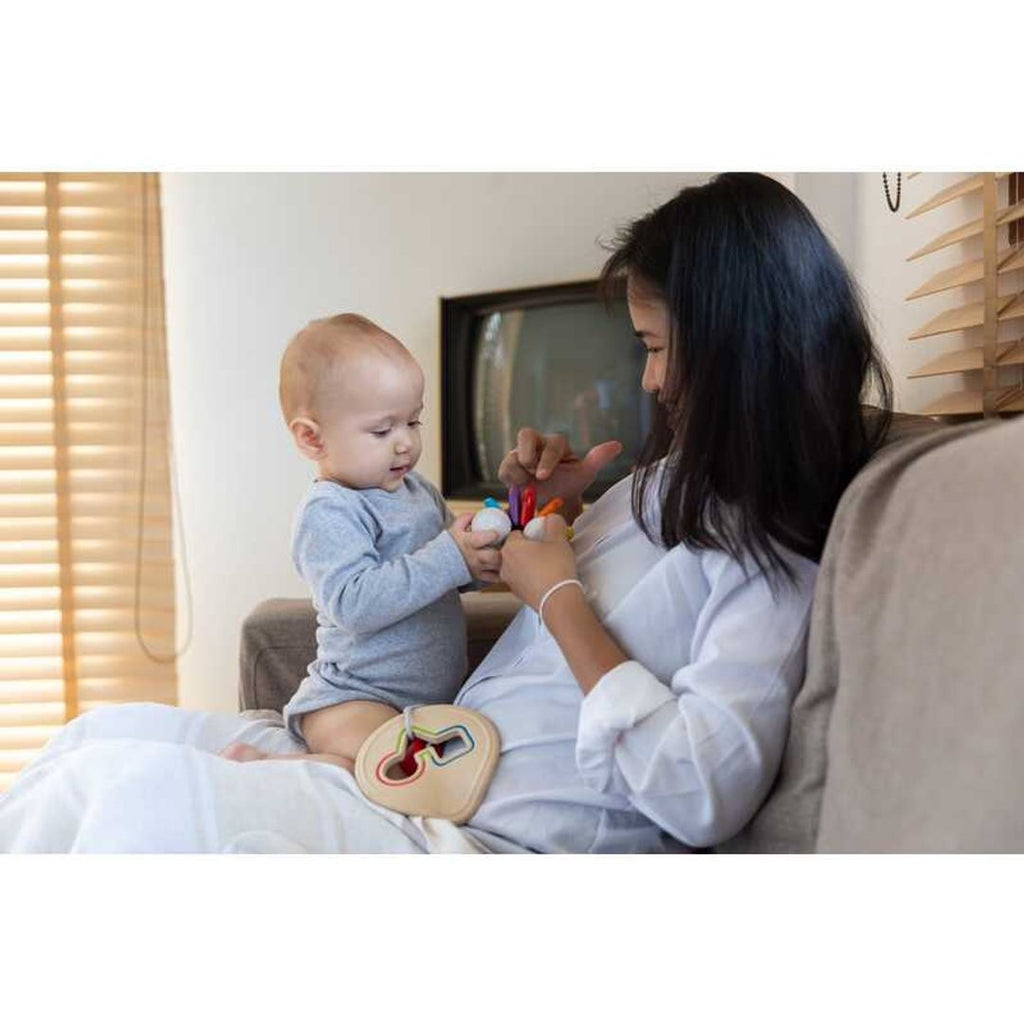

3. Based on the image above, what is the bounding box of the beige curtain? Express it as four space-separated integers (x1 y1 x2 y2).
0 172 178 791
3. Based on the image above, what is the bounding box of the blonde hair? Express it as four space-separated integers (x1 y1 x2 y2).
278 313 403 425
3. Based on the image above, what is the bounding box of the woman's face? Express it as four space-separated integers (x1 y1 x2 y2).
626 275 671 399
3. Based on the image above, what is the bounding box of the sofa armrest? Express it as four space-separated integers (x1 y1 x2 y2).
238 590 523 714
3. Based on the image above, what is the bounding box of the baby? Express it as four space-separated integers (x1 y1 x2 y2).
221 313 500 771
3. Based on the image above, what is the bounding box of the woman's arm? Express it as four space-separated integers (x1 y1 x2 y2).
535 584 626 694
499 514 627 690
500 519 818 848
578 548 816 848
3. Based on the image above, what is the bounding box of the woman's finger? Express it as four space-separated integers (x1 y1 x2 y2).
535 434 570 480
499 453 532 487
541 513 568 540
501 529 524 553
581 439 623 479
516 427 543 470
499 531 524 576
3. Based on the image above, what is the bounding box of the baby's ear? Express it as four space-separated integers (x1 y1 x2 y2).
289 417 324 461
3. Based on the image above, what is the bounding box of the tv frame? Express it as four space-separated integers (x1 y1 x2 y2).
440 277 629 502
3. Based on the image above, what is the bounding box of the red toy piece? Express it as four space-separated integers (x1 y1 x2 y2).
398 736 447 777
521 485 537 526
399 737 428 778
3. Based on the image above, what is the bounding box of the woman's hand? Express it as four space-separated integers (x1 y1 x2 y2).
499 514 578 610
498 429 622 521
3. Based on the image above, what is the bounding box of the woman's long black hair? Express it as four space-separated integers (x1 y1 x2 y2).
600 172 893 588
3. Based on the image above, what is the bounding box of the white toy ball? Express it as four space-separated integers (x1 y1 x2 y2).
470 507 512 547
522 517 547 540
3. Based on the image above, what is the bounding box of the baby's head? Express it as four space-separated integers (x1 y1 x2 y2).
280 313 424 491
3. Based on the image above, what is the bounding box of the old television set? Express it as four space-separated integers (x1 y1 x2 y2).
441 279 655 501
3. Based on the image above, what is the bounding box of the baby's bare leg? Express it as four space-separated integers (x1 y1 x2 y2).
220 701 399 773
302 701 400 763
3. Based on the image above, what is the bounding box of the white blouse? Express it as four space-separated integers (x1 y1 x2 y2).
457 471 819 853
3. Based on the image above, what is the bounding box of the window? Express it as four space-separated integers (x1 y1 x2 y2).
0 172 178 791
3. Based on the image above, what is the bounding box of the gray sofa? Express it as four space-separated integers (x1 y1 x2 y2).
239 412 1024 852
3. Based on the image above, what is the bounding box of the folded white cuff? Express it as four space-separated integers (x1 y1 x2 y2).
575 659 675 793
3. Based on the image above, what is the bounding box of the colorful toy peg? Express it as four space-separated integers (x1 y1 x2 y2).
483 497 502 509
508 485 521 527
537 497 564 518
521 485 537 526
398 737 429 779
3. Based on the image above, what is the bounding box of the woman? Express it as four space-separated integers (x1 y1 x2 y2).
0 173 891 853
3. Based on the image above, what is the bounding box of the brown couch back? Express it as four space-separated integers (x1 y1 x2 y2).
723 413 1024 851
239 592 521 715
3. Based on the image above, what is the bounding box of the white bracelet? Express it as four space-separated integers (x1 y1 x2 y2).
537 578 585 632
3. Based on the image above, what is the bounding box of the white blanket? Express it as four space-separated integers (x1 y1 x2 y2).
0 704 490 854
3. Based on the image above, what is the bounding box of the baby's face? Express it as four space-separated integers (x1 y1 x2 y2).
316 352 425 491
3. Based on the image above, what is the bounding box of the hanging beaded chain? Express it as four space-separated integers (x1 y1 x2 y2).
882 172 902 213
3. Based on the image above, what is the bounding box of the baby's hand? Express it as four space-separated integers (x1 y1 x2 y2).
448 513 502 584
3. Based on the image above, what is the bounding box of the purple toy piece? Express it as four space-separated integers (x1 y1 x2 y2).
508 485 521 527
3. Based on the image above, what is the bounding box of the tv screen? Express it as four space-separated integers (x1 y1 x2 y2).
441 280 655 500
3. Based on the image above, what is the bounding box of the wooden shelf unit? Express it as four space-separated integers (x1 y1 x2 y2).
906 172 1024 419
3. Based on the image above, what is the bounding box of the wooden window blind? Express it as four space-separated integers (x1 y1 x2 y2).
905 172 1024 416
0 172 178 791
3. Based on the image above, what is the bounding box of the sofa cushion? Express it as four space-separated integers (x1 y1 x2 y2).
238 598 318 714
238 591 522 715
718 412 987 852
815 414 1024 851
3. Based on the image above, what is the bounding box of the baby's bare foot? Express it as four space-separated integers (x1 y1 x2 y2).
219 744 354 773
219 741 267 762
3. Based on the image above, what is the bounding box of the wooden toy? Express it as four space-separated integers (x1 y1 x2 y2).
354 705 501 823
469 490 571 546
508 485 522 527
520 485 537 525
470 506 512 546
523 517 547 540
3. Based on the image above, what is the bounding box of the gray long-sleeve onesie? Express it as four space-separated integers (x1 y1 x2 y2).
281 472 472 741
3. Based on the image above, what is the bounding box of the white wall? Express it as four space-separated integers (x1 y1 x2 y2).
163 171 991 711
161 173 699 710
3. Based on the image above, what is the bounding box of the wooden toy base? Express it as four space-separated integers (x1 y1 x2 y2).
354 705 501 824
